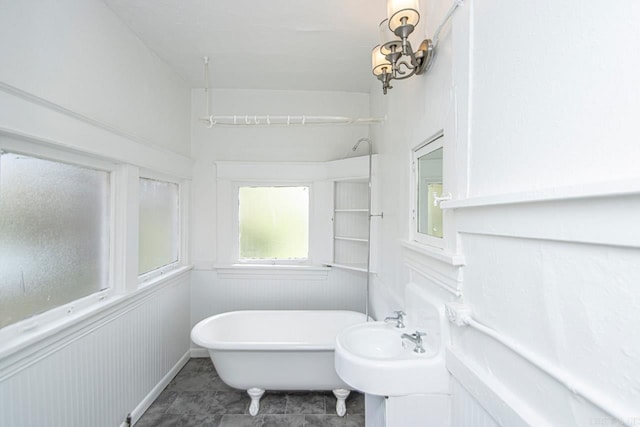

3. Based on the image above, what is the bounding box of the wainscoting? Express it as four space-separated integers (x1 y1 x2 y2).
0 270 191 427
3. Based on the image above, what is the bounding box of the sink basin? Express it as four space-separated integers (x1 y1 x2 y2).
340 326 404 359
335 322 445 396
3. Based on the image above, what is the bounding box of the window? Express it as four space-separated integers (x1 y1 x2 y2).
412 132 445 248
0 152 110 328
238 186 309 261
139 178 180 275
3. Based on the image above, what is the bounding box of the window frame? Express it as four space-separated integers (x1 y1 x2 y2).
137 170 184 283
0 136 118 330
411 131 445 249
232 182 312 265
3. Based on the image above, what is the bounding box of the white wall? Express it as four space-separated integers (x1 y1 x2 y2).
469 0 640 196
0 1 193 426
369 0 640 425
0 0 191 157
189 89 372 332
191 88 371 268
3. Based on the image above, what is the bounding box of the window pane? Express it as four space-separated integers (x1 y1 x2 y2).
139 178 179 275
417 147 443 238
239 186 309 259
0 152 110 328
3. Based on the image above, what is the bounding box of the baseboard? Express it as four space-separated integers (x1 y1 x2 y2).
120 350 191 427
190 347 208 358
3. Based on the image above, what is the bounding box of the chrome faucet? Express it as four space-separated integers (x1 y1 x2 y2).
401 330 427 353
384 310 406 328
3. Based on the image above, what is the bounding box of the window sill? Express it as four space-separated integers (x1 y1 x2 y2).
0 266 193 368
401 240 465 266
214 264 330 280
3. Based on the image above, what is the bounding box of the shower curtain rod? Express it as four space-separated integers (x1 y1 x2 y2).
198 115 385 128
199 57 384 128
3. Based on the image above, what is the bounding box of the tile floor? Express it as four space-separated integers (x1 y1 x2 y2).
136 358 365 427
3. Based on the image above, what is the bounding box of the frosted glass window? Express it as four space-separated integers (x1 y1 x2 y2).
0 152 110 329
239 186 309 260
139 178 179 275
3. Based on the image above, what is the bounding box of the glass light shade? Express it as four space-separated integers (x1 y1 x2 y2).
387 0 420 32
371 45 391 76
379 19 399 55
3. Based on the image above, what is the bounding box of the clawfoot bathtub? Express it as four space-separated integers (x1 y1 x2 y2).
191 310 367 416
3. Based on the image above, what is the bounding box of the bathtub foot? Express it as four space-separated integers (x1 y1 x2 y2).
247 388 265 416
332 389 351 417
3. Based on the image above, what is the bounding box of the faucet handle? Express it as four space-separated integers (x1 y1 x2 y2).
412 330 427 341
384 310 406 328
406 330 427 353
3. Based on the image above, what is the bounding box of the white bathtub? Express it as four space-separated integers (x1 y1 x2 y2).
191 310 367 416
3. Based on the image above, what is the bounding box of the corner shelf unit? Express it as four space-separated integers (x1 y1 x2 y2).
326 180 373 274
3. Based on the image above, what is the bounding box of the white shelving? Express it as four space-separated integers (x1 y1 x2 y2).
323 262 369 273
329 180 372 273
334 236 368 243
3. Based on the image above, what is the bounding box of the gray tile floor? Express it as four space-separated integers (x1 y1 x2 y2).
136 358 365 427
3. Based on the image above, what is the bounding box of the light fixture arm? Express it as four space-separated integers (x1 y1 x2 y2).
372 0 464 94
433 0 464 49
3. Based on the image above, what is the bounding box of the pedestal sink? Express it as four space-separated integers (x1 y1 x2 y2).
335 321 446 397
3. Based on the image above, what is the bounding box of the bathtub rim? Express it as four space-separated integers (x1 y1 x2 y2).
191 309 368 351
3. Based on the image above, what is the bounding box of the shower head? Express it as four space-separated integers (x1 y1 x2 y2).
353 138 372 151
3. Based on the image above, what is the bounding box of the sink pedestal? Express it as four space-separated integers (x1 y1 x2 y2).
366 394 450 427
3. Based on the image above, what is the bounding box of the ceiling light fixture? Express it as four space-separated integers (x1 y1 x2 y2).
372 0 464 94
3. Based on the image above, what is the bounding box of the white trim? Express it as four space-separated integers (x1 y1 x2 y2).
441 177 640 209
401 240 465 266
454 193 640 249
0 266 192 381
447 348 545 427
113 164 140 293
138 261 182 283
450 314 640 425
216 161 324 181
137 176 182 282
215 156 375 182
180 181 191 267
122 351 191 427
402 241 464 297
411 133 446 249
214 264 329 280
190 348 209 358
0 133 117 171
0 84 192 179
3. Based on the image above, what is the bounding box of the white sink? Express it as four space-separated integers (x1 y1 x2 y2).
335 321 445 396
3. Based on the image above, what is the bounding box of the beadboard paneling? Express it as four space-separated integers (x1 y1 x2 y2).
0 272 190 427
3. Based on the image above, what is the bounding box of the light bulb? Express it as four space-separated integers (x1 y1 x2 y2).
387 0 420 33
371 45 391 76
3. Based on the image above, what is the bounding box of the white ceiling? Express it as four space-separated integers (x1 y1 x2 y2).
103 0 387 93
